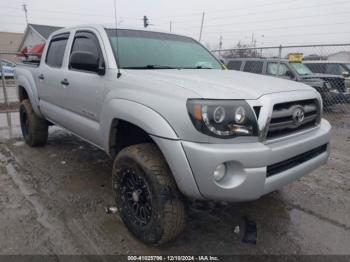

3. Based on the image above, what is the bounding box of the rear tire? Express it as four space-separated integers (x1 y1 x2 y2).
19 99 48 147
112 143 186 245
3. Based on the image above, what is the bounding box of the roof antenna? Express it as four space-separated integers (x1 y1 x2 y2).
113 0 122 78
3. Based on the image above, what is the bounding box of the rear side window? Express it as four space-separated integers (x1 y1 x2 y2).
45 33 69 68
243 61 263 74
227 60 242 70
325 64 344 75
304 63 325 74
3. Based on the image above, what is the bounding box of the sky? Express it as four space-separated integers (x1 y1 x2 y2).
0 0 350 49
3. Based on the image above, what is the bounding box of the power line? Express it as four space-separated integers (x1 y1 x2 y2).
1 0 347 29
172 10 350 29
173 0 350 24
210 31 350 41
151 0 304 19
200 21 350 35
0 4 118 18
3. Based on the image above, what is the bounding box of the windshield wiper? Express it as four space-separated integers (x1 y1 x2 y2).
181 66 213 69
123 65 177 69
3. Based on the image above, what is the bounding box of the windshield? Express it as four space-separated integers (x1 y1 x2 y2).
344 64 350 71
290 62 313 75
105 29 222 70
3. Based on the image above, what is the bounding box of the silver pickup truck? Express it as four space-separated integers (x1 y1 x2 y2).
15 25 331 245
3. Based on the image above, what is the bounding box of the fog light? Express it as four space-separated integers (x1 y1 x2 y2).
213 163 226 181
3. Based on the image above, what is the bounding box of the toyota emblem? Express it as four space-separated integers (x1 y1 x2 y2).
293 107 305 125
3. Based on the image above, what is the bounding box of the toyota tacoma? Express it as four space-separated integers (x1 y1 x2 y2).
15 25 331 245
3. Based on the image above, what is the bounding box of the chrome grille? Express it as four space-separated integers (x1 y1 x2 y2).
267 99 320 140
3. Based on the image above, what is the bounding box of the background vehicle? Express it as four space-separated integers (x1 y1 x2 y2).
303 60 350 89
15 25 331 245
225 58 348 107
0 59 15 78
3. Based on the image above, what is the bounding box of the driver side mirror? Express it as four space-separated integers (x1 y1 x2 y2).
70 51 105 75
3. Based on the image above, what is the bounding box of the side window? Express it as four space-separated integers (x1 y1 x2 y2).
267 62 291 77
304 63 321 73
45 33 69 68
243 61 263 74
325 64 342 75
69 31 103 73
227 60 242 70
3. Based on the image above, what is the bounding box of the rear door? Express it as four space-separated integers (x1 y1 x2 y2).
37 33 70 121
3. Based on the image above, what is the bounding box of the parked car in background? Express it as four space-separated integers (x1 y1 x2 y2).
303 61 350 89
225 58 349 106
0 59 15 78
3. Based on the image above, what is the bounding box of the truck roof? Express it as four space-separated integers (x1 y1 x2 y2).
48 24 192 41
303 60 350 64
226 57 290 63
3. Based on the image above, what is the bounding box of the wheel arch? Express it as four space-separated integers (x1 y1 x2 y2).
16 73 42 116
101 99 179 156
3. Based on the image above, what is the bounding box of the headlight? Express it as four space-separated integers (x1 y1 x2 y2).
187 99 258 138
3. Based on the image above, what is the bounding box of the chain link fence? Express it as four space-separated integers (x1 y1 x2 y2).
0 52 19 138
212 44 350 126
0 52 18 111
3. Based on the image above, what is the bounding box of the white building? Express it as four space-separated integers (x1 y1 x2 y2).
0 31 23 62
18 24 62 53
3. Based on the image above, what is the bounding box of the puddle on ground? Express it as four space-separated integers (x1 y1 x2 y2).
0 112 22 140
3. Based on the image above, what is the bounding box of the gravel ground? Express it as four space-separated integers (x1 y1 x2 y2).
0 110 349 257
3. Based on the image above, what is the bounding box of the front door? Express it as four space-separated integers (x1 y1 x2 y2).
57 30 106 146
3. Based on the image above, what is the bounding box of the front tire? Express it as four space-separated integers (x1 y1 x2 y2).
19 99 48 147
112 143 186 245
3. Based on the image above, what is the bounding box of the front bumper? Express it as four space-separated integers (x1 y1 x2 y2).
179 119 331 201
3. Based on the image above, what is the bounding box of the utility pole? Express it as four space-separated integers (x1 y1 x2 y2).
169 21 172 32
198 12 205 42
22 4 28 25
219 35 223 59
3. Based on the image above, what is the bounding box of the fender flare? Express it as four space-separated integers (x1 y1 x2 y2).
16 74 42 117
100 98 179 152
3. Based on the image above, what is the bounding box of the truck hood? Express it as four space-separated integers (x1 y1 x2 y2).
127 69 312 99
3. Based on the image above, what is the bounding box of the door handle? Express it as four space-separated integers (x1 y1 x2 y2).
38 74 45 80
60 79 69 86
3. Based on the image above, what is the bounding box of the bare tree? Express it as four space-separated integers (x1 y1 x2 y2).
222 41 260 59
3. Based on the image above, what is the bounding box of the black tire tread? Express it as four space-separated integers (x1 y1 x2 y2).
114 143 186 245
20 99 48 147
